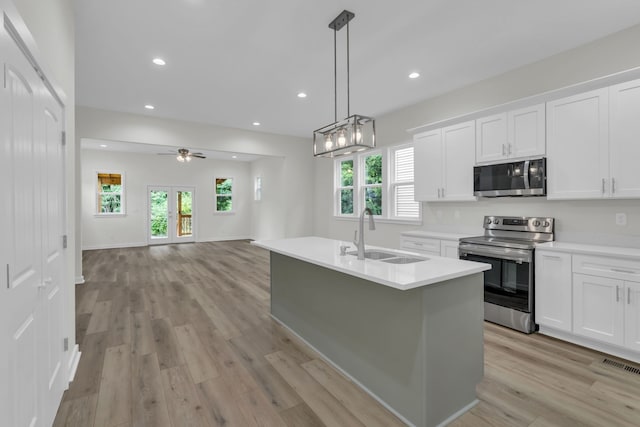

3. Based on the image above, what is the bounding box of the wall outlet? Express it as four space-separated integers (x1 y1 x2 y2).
616 213 627 226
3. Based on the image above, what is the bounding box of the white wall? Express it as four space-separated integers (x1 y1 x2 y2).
314 23 640 249
82 149 259 249
251 157 287 240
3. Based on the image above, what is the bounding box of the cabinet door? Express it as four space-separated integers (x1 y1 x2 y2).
509 103 545 159
475 113 507 164
442 121 476 201
546 89 609 199
414 130 442 201
535 251 572 332
624 281 640 351
609 79 640 198
573 273 624 345
440 240 459 259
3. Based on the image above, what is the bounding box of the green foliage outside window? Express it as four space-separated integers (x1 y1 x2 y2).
216 178 233 211
364 154 382 215
150 191 168 237
340 160 354 214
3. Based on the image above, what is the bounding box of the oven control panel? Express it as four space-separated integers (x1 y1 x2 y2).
483 216 554 233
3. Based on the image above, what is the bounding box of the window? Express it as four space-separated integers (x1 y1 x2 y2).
215 178 233 212
254 176 262 201
97 172 124 214
337 159 354 215
333 144 419 222
390 145 419 219
362 153 383 215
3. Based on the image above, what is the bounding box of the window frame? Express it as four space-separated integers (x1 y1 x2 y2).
95 171 125 217
333 144 421 224
214 177 234 213
335 156 356 217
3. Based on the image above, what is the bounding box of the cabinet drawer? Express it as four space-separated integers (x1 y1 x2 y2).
573 254 640 282
400 237 440 255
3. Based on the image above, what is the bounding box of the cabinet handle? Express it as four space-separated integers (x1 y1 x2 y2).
612 177 616 194
5 264 9 289
543 255 562 260
628 287 632 305
611 268 636 274
441 188 445 198
508 144 512 155
437 188 441 198
616 285 620 302
502 144 506 156
602 178 606 194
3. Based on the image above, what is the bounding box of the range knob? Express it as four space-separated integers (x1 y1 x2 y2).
543 221 550 227
486 218 493 224
493 219 499 224
533 220 541 227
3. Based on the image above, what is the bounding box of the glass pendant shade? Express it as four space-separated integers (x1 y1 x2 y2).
313 115 375 157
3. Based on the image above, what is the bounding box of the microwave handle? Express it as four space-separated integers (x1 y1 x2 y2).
523 160 530 190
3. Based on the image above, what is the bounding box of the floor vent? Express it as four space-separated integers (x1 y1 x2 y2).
602 358 640 375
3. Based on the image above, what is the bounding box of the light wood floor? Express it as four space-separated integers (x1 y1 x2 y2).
54 241 640 427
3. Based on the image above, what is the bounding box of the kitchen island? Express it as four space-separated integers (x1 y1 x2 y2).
252 236 490 427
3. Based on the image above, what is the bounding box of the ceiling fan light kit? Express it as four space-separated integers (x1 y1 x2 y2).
158 148 206 162
313 10 376 158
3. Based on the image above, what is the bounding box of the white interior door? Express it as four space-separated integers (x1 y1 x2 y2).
1 15 68 427
148 186 195 245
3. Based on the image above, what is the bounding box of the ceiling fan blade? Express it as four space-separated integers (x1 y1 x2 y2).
192 154 206 158
157 152 177 155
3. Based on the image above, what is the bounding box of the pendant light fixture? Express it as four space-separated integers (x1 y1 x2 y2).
313 10 375 157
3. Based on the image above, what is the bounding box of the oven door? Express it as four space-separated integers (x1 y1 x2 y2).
459 244 533 313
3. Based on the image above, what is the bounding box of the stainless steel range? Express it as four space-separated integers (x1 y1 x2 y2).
458 216 554 333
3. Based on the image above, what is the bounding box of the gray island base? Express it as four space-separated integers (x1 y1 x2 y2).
270 252 484 427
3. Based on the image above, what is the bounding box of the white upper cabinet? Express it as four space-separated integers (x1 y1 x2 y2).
414 121 476 202
475 104 545 164
546 88 609 199
414 129 442 202
609 79 640 198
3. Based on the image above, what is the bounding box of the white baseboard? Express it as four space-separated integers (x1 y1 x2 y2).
197 236 253 243
67 344 81 383
75 275 85 285
82 242 147 250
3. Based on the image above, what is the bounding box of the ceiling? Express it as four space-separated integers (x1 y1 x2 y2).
75 0 640 139
81 138 264 162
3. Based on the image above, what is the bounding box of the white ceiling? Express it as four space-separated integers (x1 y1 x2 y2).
75 0 640 139
81 138 264 162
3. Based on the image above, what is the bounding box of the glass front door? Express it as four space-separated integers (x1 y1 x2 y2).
148 186 195 244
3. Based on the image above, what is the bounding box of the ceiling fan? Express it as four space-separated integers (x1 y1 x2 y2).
158 148 206 162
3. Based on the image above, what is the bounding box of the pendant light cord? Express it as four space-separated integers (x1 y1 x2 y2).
334 27 337 123
347 20 350 117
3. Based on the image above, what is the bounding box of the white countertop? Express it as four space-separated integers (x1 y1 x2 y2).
252 236 490 291
400 230 479 241
537 241 640 260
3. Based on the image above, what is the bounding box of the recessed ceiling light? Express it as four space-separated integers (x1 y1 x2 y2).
297 92 307 98
252 122 260 126
144 104 155 110
152 58 166 66
409 72 420 79
99 144 108 148
232 155 238 159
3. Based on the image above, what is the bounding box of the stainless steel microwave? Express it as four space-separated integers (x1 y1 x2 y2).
473 158 546 197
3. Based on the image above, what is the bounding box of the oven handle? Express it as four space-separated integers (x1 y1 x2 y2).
458 245 532 264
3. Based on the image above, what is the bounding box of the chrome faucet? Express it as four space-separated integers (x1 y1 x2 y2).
353 208 376 260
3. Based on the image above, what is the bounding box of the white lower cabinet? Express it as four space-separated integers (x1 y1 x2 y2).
400 234 460 259
624 281 640 352
536 246 640 361
573 273 624 346
535 251 572 332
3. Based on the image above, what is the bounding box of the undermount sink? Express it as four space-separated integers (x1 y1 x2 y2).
381 256 428 264
346 250 428 264
346 250 397 260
